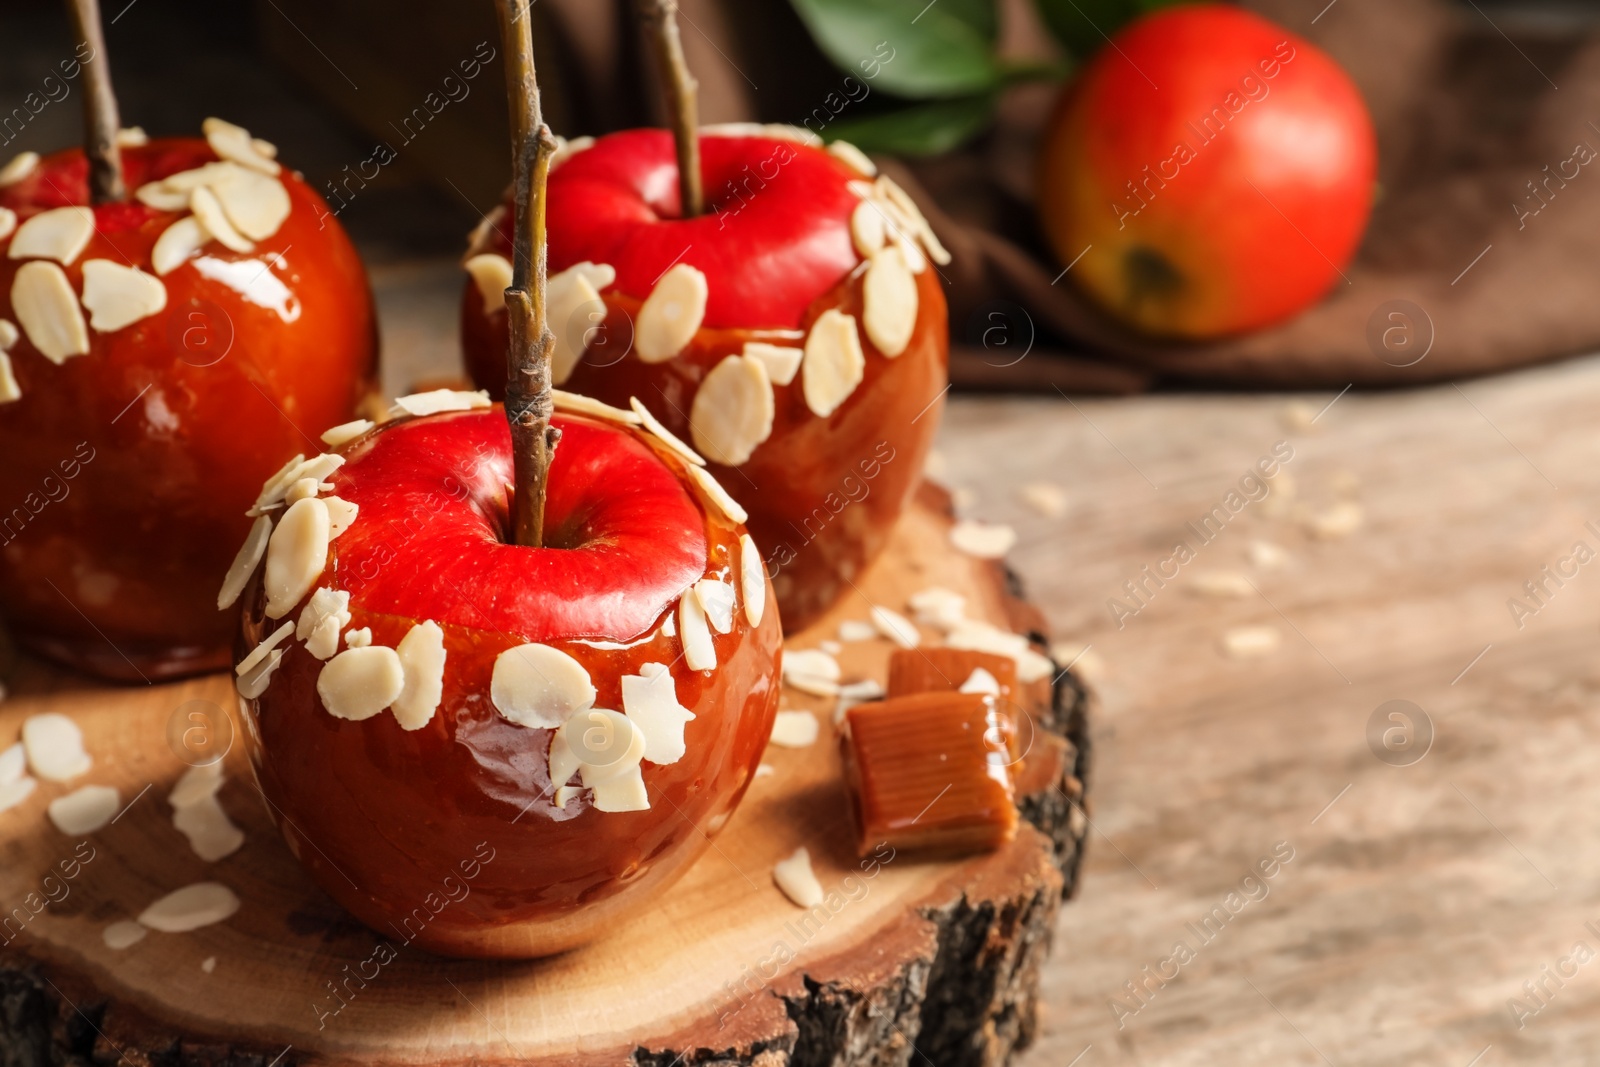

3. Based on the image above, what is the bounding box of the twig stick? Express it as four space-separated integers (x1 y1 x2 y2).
638 0 702 218
65 0 124 203
495 0 559 548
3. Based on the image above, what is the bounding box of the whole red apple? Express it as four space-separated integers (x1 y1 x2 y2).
0 120 376 680
230 393 780 957
1037 4 1376 338
459 127 949 632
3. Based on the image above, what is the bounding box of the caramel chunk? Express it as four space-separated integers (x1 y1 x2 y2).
842 692 1018 857
887 647 1018 701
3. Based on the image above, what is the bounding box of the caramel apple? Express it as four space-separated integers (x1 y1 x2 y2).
0 3 375 680
228 1 780 958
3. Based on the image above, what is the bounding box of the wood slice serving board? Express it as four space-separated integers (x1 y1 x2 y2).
0 486 1091 1067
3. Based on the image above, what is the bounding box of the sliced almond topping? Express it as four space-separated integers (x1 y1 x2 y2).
0 777 36 812
47 784 119 835
297 587 351 661
320 419 374 448
827 140 877 177
801 309 865 418
874 196 929 274
12 261 89 363
264 497 330 619
870 605 919 649
739 533 765 627
203 117 281 175
847 179 875 199
157 161 248 193
212 167 291 241
152 217 209 276
1307 501 1364 540
393 621 446 730
104 920 147 950
174 794 244 861
0 320 13 350
557 260 616 293
686 465 748 524
137 882 240 933
252 137 278 160
838 620 875 642
742 341 802 386
1222 625 1283 660
392 388 491 418
189 186 254 254
23 713 91 781
769 710 819 749
248 453 304 512
629 396 705 467
547 269 602 385
548 730 580 790
679 591 717 672
566 709 647 786
635 263 707 363
909 586 966 630
589 764 650 813
463 205 505 260
552 389 641 425
236 620 293 678
690 354 773 466
324 496 358 540
217 515 271 610
1019 482 1067 517
862 245 918 357
0 208 15 241
553 784 582 809
850 199 887 258
693 578 737 634
8 206 94 265
701 122 821 145
236 647 284 700
950 519 1016 559
1189 571 1255 598
773 847 824 908
621 663 695 765
491 643 596 728
0 353 19 405
0 743 24 786
116 127 148 147
876 175 951 266
80 259 168 333
465 253 512 313
550 134 595 169
135 182 191 212
0 152 39 187
318 645 404 720
344 627 373 649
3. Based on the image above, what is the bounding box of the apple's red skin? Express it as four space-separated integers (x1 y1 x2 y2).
461 131 948 631
1037 4 1377 338
0 139 377 680
238 409 781 958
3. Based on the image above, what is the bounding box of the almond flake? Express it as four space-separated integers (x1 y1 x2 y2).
236 648 285 699
1249 539 1289 570
23 713 91 781
869 605 919 649
1189 571 1254 598
838 619 875 642
850 199 887 258
1019 482 1067 517
1307 501 1364 540
393 621 446 730
742 341 802 386
945 620 1053 682
0 208 14 240
959 668 1001 695
694 578 737 634
801 309 865 418
318 645 404 720
828 140 877 177
552 389 642 425
567 709 647 787
950 519 1016 559
0 776 36 812
211 167 291 242
636 263 707 363
263 497 330 618
862 245 918 357
152 217 209 276
203 117 281 175
217 515 271 609
391 388 491 417
872 195 928 273
104 920 147 950
821 640 842 655
169 761 224 809
554 785 581 809
548 270 603 385
629 396 705 467
908 587 966 631
876 175 951 266
690 354 773 466
0 152 39 187
189 186 254 253
773 847 824 908
686 465 748 524
325 496 358 539
465 253 512 313
701 122 821 145
847 179 876 199
739 533 765 627
252 137 278 160
589 764 650 812
679 591 717 671
344 627 373 649
548 730 580 789
491 643 596 728
783 648 840 697
320 419 373 447
12 261 89 364
174 795 244 861
80 259 167 332
0 743 23 786
768 710 818 749
138 882 240 932
558 260 616 293
236 620 293 677
297 587 351 660
550 135 595 169
0 353 19 404
755 764 775 778
135 181 191 212
1222 625 1282 659
284 477 319 505
47 784 119 835
117 127 148 147
621 664 695 765
251 453 343 514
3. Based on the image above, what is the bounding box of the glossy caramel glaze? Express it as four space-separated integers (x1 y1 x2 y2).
237 410 781 958
0 139 377 680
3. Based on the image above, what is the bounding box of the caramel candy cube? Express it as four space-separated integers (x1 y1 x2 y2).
887 647 1018 702
842 692 1018 857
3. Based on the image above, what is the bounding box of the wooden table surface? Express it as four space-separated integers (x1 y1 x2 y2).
375 261 1600 1065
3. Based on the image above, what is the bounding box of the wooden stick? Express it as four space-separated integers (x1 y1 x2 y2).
495 0 559 548
65 0 125 203
637 0 702 218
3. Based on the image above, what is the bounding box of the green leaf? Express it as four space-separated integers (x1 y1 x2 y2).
823 96 996 156
1034 0 1183 62
788 0 1003 99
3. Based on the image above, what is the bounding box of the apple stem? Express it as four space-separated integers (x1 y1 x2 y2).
65 0 125 204
638 0 703 218
496 0 560 549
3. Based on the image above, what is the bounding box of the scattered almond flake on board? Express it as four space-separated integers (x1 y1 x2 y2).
869 605 919 649
755 763 775 779
861 245 918 357
950 519 1016 559
1307 501 1364 540
392 621 446 730
138 882 241 933
216 516 270 609
739 533 765 627
946 621 1053 683
491 643 596 728
13 260 89 363
201 956 217 973
189 186 254 253
693 578 737 634
621 664 695 764
0 743 24 786
203 117 280 175
211 167 291 241
263 496 330 618
742 341 803 386
0 152 39 187
908 586 966 631
236 620 293 678
174 795 244 862
1222 625 1282 660
318 645 405 721
924 449 949 483
236 648 285 699
151 217 209 276
838 620 875 642
690 355 773 466
8 206 94 264
850 198 887 258
1280 400 1321 433
465 253 513 312
686 465 748 524
679 591 718 671
392 388 491 417
783 648 841 696
344 627 373 648
0 208 14 241
773 847 824 908
47 784 119 835
959 668 1001 696
951 487 975 513
820 640 842 655
636 263 707 363
801 309 865 418
104 920 147 950
0 353 19 404
324 496 358 539
628 396 705 467
1188 571 1254 598
1019 482 1067 517
168 761 224 809
320 419 374 447
23 713 90 781
833 678 886 725
546 270 603 385
828 140 877 177
0 776 36 812
1049 642 1106 685
552 389 641 425
769 710 819 749
1248 539 1289 570
296 587 351 660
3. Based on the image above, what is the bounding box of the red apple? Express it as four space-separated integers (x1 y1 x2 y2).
230 392 781 958
1037 4 1377 338
459 127 949 632
0 120 377 680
